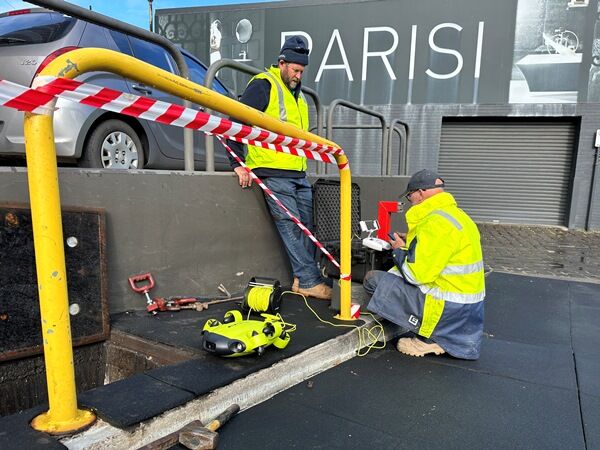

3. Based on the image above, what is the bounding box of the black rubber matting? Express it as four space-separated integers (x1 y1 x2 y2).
189 273 599 449
214 344 585 449
421 336 576 390
570 300 600 358
111 292 352 354
82 293 360 427
575 354 600 397
0 405 66 449
484 272 572 346
79 373 195 427
580 394 600 450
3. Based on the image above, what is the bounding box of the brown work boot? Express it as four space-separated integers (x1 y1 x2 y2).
297 283 332 300
292 277 299 292
396 337 445 357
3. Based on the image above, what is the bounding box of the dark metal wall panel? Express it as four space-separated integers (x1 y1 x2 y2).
438 120 576 225
589 150 600 228
0 205 109 362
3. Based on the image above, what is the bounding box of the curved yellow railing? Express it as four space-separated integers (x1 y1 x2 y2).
24 48 353 433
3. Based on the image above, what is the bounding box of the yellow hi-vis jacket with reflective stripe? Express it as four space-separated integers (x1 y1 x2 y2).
245 66 309 172
401 192 486 306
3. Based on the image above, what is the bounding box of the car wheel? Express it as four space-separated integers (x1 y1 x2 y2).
81 119 144 169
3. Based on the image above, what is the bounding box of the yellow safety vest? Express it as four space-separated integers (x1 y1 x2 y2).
400 192 485 337
245 66 309 172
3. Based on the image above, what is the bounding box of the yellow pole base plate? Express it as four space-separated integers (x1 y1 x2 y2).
31 408 96 435
334 313 358 322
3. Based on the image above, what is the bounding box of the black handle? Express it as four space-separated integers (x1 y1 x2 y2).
250 277 280 287
132 84 153 95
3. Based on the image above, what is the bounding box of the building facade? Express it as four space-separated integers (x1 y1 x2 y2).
157 0 600 229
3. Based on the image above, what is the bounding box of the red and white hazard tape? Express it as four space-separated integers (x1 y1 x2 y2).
0 76 351 281
218 136 350 281
0 76 346 165
0 76 345 163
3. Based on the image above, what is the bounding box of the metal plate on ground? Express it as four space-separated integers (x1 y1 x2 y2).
0 203 109 361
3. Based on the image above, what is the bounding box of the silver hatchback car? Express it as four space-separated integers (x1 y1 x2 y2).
0 8 231 170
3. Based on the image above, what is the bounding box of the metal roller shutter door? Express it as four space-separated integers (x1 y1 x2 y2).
439 119 576 225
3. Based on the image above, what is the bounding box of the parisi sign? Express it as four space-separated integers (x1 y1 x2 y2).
261 0 518 104
282 22 485 84
158 0 518 104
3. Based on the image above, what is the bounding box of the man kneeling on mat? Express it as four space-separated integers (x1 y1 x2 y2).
363 169 485 360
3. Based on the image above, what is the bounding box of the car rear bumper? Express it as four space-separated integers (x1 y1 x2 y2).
0 100 87 158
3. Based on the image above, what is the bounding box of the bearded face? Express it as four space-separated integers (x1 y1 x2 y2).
279 61 305 90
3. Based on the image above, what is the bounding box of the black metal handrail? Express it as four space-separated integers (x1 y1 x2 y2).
388 119 409 175
325 99 388 175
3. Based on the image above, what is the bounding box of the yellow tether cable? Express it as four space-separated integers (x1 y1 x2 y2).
280 290 386 357
246 286 274 312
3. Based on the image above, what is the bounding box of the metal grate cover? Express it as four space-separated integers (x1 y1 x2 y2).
0 204 109 362
312 179 361 244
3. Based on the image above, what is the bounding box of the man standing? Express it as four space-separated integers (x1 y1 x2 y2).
228 36 331 300
364 169 485 359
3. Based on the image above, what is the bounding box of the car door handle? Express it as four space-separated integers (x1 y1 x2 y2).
132 84 153 95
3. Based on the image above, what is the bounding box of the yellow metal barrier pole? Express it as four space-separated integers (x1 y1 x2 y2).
334 153 354 321
41 49 338 154
41 50 354 320
24 112 96 434
25 49 353 430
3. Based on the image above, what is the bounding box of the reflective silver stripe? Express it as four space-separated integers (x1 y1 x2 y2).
262 71 287 121
401 261 420 285
431 210 462 230
298 91 307 129
442 260 484 275
418 285 485 304
403 260 485 303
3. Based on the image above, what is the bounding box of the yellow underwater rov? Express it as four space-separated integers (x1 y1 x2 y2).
201 310 295 357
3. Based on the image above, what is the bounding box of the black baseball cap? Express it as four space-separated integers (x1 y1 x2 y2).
279 35 309 66
400 169 445 197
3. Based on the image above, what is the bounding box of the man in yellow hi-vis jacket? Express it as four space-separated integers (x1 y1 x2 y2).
227 36 331 300
364 169 485 359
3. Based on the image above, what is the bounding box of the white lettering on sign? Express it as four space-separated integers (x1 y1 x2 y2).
362 27 399 81
474 21 485 79
315 29 354 82
425 23 463 80
408 25 417 80
283 21 485 84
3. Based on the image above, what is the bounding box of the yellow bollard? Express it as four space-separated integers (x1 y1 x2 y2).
24 112 95 434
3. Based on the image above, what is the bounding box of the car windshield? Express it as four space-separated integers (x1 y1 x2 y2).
0 11 74 46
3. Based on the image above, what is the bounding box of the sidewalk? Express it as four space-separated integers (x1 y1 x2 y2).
479 223 600 283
